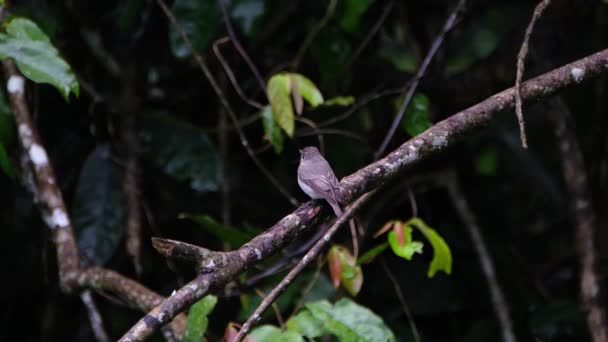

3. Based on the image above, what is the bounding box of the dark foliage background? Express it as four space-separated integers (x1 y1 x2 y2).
1 0 607 340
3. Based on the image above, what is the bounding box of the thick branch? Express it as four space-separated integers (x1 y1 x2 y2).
120 49 608 341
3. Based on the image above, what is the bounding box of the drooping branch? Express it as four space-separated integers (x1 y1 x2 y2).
118 49 608 341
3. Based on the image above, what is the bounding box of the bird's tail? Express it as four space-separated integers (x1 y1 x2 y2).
328 199 343 217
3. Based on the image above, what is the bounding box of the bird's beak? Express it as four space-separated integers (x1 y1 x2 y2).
298 149 303 155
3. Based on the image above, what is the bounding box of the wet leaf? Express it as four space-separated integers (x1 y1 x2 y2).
401 93 431 136
73 145 125 265
388 225 423 260
0 18 79 100
267 73 294 137
408 217 452 277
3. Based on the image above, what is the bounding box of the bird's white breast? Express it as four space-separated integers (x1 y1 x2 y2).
298 177 322 199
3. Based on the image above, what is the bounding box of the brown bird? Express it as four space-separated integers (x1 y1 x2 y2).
297 146 342 216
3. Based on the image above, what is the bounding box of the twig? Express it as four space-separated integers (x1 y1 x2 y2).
234 190 376 341
253 288 285 328
446 175 516 342
514 0 553 148
80 290 111 342
213 37 264 109
345 0 395 70
218 0 267 96
294 116 325 153
156 0 299 206
121 62 143 276
548 98 608 342
374 0 467 160
379 256 421 342
291 0 338 69
119 49 608 341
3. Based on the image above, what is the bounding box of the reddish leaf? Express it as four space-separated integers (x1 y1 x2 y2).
394 221 405 246
328 246 343 288
224 322 239 342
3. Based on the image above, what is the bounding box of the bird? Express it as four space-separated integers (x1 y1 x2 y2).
297 146 343 216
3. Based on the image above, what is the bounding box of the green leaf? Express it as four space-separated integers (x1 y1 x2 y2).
306 299 396 342
358 243 388 264
289 74 324 107
182 214 256 247
261 105 284 154
323 96 355 107
73 145 125 265
407 217 452 277
0 18 79 99
475 147 499 176
267 73 294 137
169 0 220 58
140 112 222 192
0 143 14 178
338 0 374 33
286 310 325 339
388 226 423 260
184 295 218 342
401 93 431 136
249 325 304 342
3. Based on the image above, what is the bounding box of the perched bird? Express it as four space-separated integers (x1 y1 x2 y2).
297 146 343 216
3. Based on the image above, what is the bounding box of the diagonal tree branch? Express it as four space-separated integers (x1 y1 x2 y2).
119 49 608 341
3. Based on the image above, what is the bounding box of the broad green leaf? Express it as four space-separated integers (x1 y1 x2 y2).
323 96 355 107
357 242 389 264
0 18 79 99
388 226 423 260
289 74 324 107
401 93 431 136
267 73 294 137
0 143 14 178
338 0 375 33
407 217 452 277
306 299 396 342
182 214 255 247
249 325 304 342
261 105 284 154
140 112 221 192
287 310 325 339
73 145 125 265
169 0 220 58
475 147 499 176
184 295 218 342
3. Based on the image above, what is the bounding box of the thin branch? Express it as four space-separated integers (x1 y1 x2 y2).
213 37 264 109
294 116 325 153
446 175 516 342
374 0 467 160
514 0 553 148
291 0 338 69
121 62 143 276
234 190 377 341
515 0 551 148
119 49 608 341
156 0 299 206
548 98 608 342
379 256 421 342
345 0 395 70
218 0 267 97
80 290 111 342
